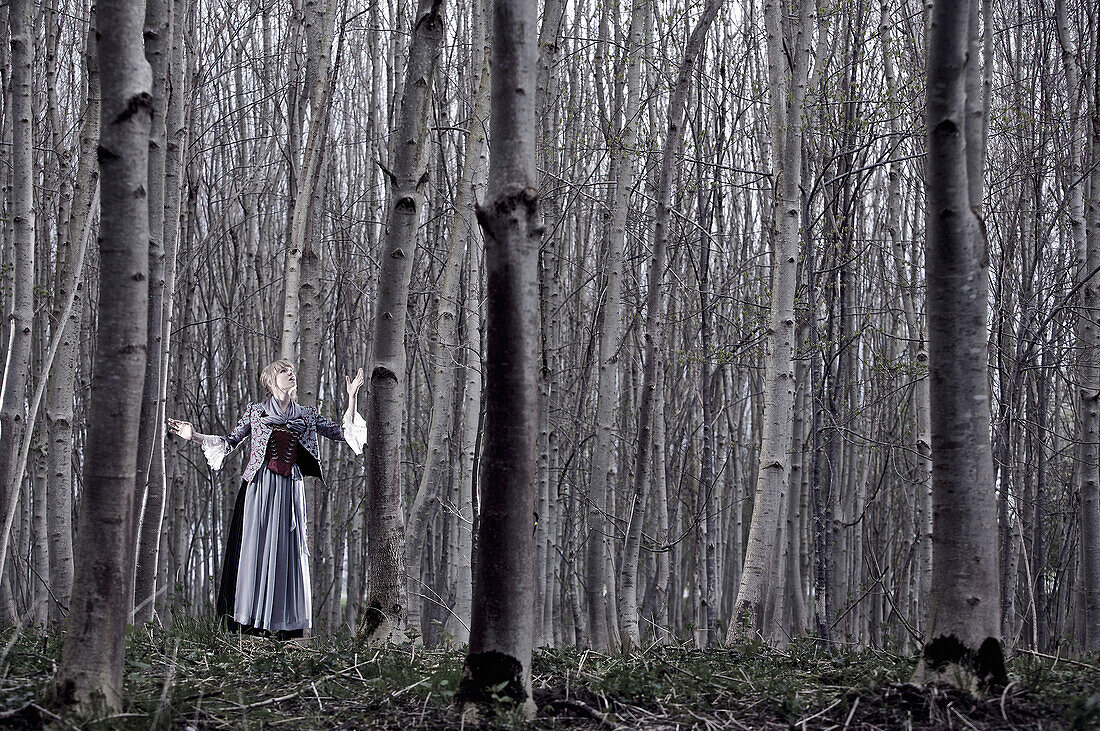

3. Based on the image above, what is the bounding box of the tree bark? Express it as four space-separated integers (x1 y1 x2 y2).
407 6 489 637
446 238 482 647
727 0 814 640
457 0 539 715
138 0 190 625
298 152 330 631
0 0 37 624
45 14 100 624
50 0 152 708
282 0 338 363
913 0 1006 687
132 0 174 624
652 368 671 640
533 0 564 653
586 0 646 652
1080 13 1100 651
619 0 724 651
362 0 444 643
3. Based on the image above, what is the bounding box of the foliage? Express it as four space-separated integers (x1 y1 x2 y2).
1 624 1097 728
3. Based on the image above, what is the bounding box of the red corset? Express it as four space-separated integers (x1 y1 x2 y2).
265 426 299 477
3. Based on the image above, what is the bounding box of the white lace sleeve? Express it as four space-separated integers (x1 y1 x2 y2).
201 436 231 471
343 411 368 456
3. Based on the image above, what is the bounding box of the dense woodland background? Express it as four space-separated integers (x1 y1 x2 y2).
0 0 1098 665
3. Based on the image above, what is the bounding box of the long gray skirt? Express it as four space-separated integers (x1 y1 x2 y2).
222 465 311 633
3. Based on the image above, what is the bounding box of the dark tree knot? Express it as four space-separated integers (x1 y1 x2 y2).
114 91 154 125
372 366 399 384
932 118 959 136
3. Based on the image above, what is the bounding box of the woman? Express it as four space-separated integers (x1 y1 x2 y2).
168 359 366 638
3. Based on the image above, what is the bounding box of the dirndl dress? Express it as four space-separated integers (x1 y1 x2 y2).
216 425 311 637
202 398 367 638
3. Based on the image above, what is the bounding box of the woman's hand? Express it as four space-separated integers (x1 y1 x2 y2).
167 418 194 441
345 368 364 400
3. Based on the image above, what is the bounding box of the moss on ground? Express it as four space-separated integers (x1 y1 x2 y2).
0 618 1096 729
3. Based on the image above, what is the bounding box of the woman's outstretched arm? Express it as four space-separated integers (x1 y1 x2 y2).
344 367 364 423
168 408 250 446
314 368 367 454
168 408 251 470
167 419 212 444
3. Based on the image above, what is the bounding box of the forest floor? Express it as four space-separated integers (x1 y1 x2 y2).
0 617 1097 729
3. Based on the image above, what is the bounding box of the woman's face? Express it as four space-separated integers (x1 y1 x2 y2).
273 364 296 396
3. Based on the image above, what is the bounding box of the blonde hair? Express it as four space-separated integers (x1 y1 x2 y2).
260 359 294 394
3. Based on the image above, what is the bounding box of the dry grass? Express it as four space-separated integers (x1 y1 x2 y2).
1 618 1096 729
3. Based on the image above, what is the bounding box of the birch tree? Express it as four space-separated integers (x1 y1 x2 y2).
406 0 489 638
0 0 36 624
620 0 723 650
585 0 646 651
911 0 1006 687
50 0 152 708
131 0 174 624
727 0 814 639
456 0 539 713
362 0 444 642
45 13 100 623
1080 9 1100 650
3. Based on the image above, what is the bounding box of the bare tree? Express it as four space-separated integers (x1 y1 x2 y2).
445 236 483 647
911 0 1006 687
620 0 723 650
43 5 100 624
131 0 174 624
50 0 152 709
362 0 444 642
406 0 489 638
584 0 646 651
0 0 36 625
456 0 539 714
728 0 814 639
881 0 930 644
1079 4 1100 651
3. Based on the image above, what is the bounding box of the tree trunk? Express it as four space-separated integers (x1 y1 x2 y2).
446 240 482 647
45 16 100 624
585 0 646 652
882 0 933 640
727 0 813 640
533 0 564 652
457 0 539 715
50 0 152 707
362 0 444 643
619 0 722 651
1081 21 1100 651
407 6 489 637
280 0 338 361
913 0 1006 687
0 0 36 624
138 0 190 626
298 152 330 631
652 369 671 641
132 0 174 624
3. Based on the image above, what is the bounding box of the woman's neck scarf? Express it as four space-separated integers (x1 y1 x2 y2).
261 396 308 434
